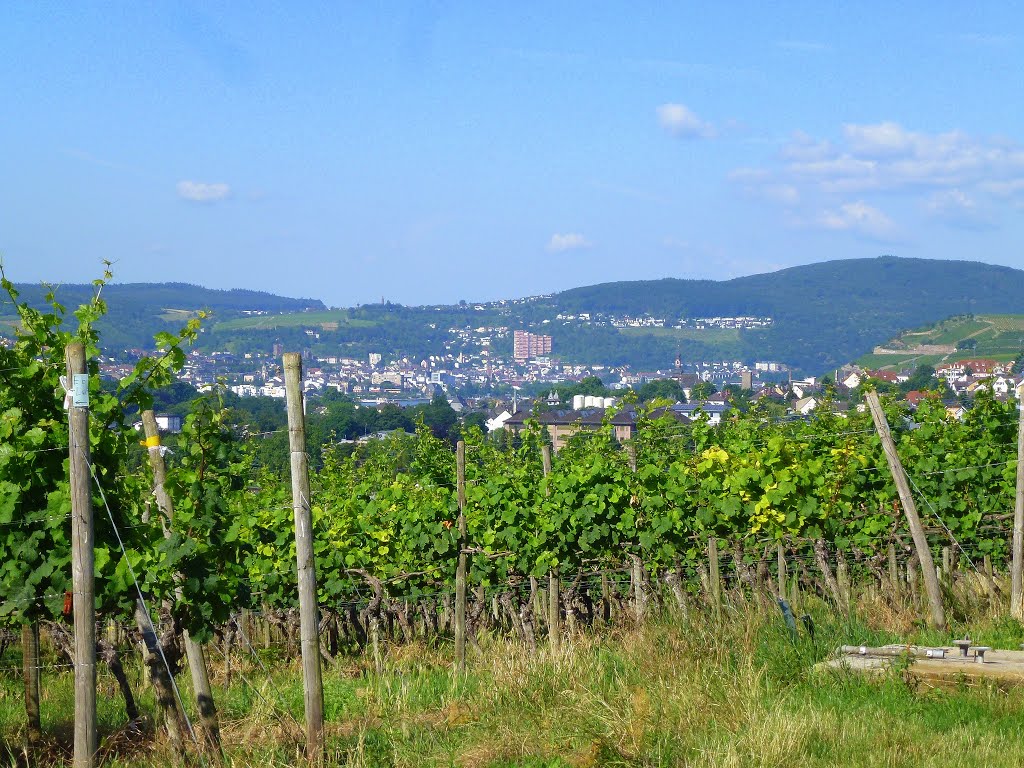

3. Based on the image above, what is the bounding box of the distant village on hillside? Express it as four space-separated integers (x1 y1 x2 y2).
11 314 1005 451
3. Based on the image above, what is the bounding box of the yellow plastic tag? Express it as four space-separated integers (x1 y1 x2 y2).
142 435 161 448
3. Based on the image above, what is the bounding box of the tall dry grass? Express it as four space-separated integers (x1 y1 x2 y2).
4 585 1024 767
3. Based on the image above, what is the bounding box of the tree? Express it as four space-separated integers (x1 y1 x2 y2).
690 380 717 402
636 378 685 404
415 393 459 442
900 364 940 394
553 376 611 403
957 338 978 351
721 384 750 412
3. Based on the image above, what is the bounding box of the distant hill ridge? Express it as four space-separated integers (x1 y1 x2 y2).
2 281 325 350
551 256 1024 371
5 257 1024 373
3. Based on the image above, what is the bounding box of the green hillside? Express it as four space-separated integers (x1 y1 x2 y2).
858 314 1024 370
214 310 377 332
552 256 1024 372
2 282 325 350
7 257 1024 374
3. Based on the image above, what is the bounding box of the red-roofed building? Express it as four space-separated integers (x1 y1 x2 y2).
867 369 900 384
938 359 1005 377
904 390 937 407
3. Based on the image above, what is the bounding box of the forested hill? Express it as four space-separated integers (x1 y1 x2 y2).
6 258 1024 373
552 256 1024 372
1 282 325 349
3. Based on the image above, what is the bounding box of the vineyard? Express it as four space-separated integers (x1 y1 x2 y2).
4 272 1024 766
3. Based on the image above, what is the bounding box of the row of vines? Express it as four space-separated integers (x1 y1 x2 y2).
1 268 1022 756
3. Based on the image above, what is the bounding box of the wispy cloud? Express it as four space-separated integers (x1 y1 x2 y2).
656 103 715 139
177 180 231 202
787 122 1024 192
730 169 800 205
818 201 897 240
547 233 592 253
925 189 994 230
731 121 1024 240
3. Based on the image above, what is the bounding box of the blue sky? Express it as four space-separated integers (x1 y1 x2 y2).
2 3 1022 307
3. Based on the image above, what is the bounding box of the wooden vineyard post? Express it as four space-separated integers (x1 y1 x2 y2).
1012 401 1024 619
454 441 468 671
776 543 786 599
141 410 221 753
907 555 920 605
836 552 851 610
66 341 97 768
626 444 646 623
984 555 997 606
888 543 901 596
542 445 560 651
631 555 645 624
22 622 41 746
708 537 721 616
283 353 324 756
865 391 946 630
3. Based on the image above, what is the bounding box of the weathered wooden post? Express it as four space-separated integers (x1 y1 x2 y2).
454 440 468 671
283 353 324 756
907 555 920 605
887 543 901 596
141 410 221 753
708 537 721 615
776 542 787 599
836 551 851 609
1012 401 1024 619
67 341 97 768
22 623 41 746
542 445 560 651
626 444 646 623
865 391 945 630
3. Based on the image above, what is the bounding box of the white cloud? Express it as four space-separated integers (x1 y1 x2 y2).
782 122 1024 192
730 168 799 204
818 201 896 240
925 189 994 230
842 121 921 157
177 180 231 202
547 233 592 252
656 103 714 139
981 178 1024 198
732 122 1024 238
780 131 835 162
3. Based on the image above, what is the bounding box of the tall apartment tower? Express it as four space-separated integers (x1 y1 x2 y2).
513 330 553 362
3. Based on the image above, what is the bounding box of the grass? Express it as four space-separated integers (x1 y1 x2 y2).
855 353 947 370
157 308 202 323
923 319 991 346
5 595 1024 766
213 311 378 332
861 315 1024 369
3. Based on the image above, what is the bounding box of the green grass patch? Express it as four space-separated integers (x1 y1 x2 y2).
214 310 378 332
157 308 201 322
855 353 947 370
6 600 1024 766
924 318 991 345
